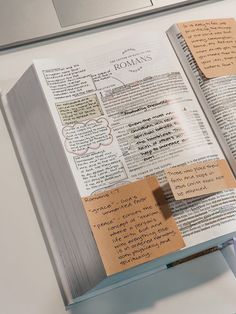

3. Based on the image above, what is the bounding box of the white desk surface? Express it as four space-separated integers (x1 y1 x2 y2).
1 1 236 313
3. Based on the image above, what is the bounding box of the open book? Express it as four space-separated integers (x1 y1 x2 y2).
2 18 236 307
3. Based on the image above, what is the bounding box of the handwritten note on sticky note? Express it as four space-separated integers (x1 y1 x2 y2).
178 18 236 78
165 160 236 200
82 176 185 275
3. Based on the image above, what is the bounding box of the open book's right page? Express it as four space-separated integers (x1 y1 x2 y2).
167 20 236 174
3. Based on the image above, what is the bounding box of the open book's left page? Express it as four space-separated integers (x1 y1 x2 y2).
34 32 236 271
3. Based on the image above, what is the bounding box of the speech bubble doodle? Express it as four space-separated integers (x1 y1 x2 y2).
63 117 113 155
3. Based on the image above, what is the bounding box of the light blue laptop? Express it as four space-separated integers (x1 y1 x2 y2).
0 0 206 49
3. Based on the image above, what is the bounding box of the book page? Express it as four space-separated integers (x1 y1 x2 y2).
34 32 236 254
82 177 185 275
201 76 236 159
168 23 236 165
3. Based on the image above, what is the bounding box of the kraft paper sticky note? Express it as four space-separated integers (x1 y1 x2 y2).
82 176 185 275
165 159 236 200
178 18 236 78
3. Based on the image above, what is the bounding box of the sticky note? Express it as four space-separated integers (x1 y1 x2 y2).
178 18 236 78
82 176 185 275
165 159 236 200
